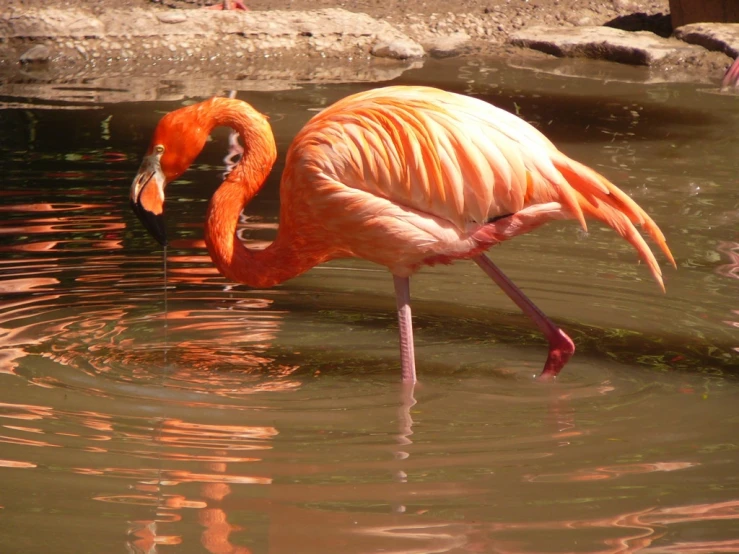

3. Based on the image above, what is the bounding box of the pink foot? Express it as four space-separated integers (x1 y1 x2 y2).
537 328 575 382
204 0 249 10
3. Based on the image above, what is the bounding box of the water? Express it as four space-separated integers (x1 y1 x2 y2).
0 58 737 553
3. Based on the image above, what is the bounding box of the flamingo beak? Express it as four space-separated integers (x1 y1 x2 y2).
130 153 168 246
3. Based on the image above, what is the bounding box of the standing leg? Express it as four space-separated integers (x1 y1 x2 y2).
393 275 417 383
473 254 574 380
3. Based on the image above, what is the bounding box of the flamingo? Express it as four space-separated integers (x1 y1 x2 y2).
130 86 675 383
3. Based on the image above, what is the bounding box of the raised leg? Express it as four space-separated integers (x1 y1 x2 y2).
473 253 574 380
393 275 417 383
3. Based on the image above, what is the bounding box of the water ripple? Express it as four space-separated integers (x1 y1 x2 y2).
0 95 737 554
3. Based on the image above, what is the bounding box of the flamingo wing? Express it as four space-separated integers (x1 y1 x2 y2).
292 86 563 227
285 86 674 287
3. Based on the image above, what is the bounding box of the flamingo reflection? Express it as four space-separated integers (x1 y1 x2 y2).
114 417 277 553
198 458 253 554
354 498 739 554
0 392 737 553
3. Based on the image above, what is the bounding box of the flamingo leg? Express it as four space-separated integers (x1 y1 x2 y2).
393 275 417 383
473 253 574 381
722 57 739 89
204 0 249 10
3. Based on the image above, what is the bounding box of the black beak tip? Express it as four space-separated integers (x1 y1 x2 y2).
131 200 168 247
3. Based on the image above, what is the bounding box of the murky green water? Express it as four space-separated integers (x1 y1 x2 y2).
0 58 737 553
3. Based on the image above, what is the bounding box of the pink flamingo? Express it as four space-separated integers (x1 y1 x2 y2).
130 86 675 383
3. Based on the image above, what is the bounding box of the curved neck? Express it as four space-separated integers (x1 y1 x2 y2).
202 99 310 288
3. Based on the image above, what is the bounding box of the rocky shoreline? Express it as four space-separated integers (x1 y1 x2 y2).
1 3 738 102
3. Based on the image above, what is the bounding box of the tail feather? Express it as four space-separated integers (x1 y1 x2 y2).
552 155 676 291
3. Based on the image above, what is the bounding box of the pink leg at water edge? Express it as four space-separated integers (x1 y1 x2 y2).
204 0 249 9
473 254 575 381
722 57 739 90
393 275 417 384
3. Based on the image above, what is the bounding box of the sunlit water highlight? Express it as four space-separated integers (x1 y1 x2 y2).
0 58 737 553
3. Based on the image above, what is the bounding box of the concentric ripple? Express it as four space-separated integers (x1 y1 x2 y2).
0 192 306 402
3 280 303 399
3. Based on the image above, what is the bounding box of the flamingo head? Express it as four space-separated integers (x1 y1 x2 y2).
130 104 211 246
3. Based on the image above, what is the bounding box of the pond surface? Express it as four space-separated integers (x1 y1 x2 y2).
0 58 738 553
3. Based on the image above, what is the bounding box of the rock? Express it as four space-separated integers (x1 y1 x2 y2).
509 25 706 65
564 13 591 26
156 12 188 24
612 0 632 9
426 32 470 58
371 38 424 60
674 23 739 58
20 44 51 63
1 8 424 62
1 10 104 37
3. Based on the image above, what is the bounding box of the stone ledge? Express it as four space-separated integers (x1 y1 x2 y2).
509 25 705 65
674 23 739 58
0 7 424 60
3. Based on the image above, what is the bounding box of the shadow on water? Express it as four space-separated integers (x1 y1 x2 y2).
472 88 718 144
269 288 739 379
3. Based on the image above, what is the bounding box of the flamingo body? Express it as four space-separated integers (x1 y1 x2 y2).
131 86 674 382
278 87 673 282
